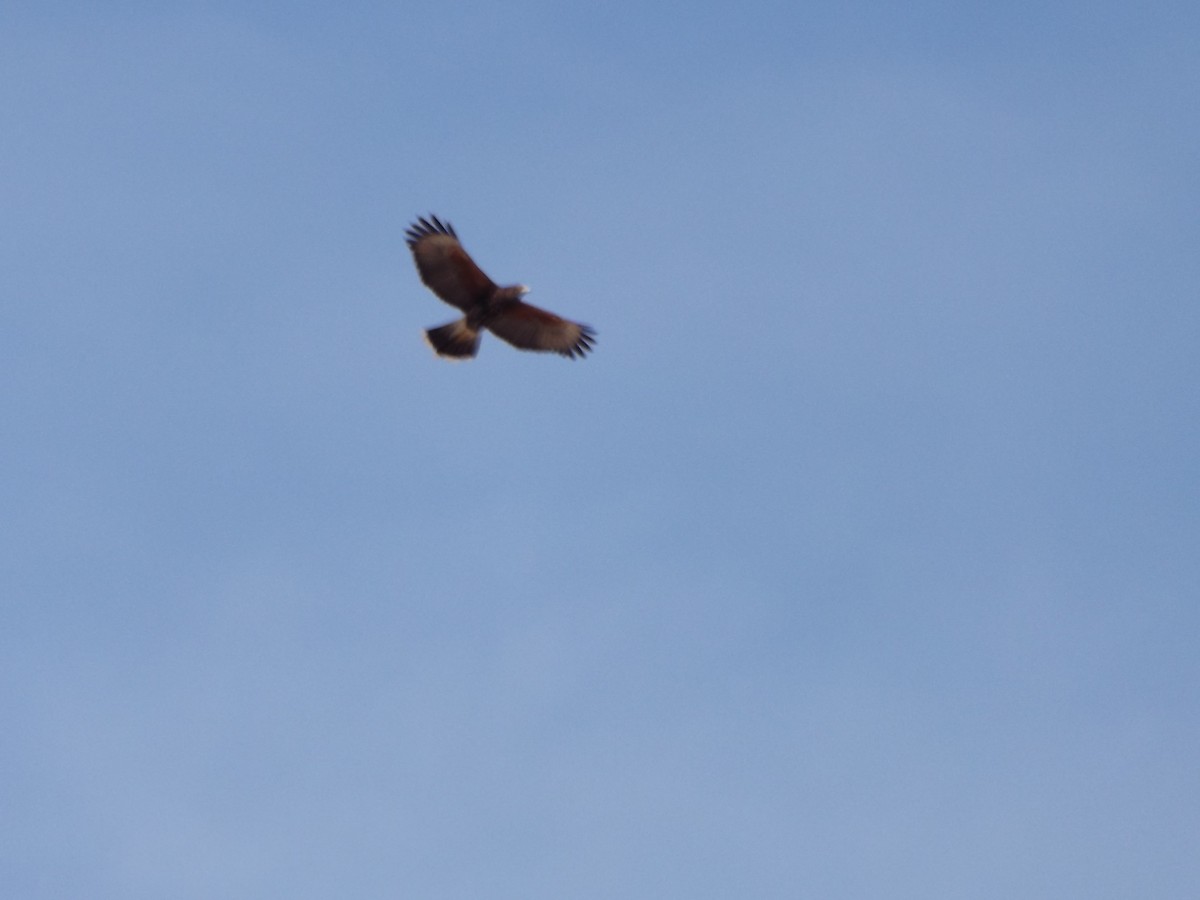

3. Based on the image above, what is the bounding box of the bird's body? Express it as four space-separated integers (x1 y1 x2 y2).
404 215 595 360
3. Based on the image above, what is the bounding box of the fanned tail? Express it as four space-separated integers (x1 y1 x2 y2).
424 319 481 359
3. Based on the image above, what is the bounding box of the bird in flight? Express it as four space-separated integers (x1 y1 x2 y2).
404 215 596 360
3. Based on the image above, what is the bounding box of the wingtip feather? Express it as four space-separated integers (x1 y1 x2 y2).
406 214 458 248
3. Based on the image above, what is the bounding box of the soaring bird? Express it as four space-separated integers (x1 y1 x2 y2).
404 215 595 360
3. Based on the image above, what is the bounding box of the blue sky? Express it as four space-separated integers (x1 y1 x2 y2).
3 3 1198 897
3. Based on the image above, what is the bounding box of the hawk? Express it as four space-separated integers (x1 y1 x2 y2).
405 215 596 360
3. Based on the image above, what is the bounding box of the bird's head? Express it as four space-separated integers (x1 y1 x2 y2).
495 283 530 304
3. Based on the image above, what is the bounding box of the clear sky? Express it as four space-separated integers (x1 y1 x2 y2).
3 3 1198 897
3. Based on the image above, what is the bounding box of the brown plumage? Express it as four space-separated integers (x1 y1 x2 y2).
404 215 596 360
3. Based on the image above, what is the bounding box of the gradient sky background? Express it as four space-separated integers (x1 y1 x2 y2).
3 3 1198 897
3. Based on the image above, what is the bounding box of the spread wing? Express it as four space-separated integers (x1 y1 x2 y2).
405 216 496 312
486 302 596 359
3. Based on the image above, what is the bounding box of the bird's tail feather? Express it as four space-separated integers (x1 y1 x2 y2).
425 319 480 359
